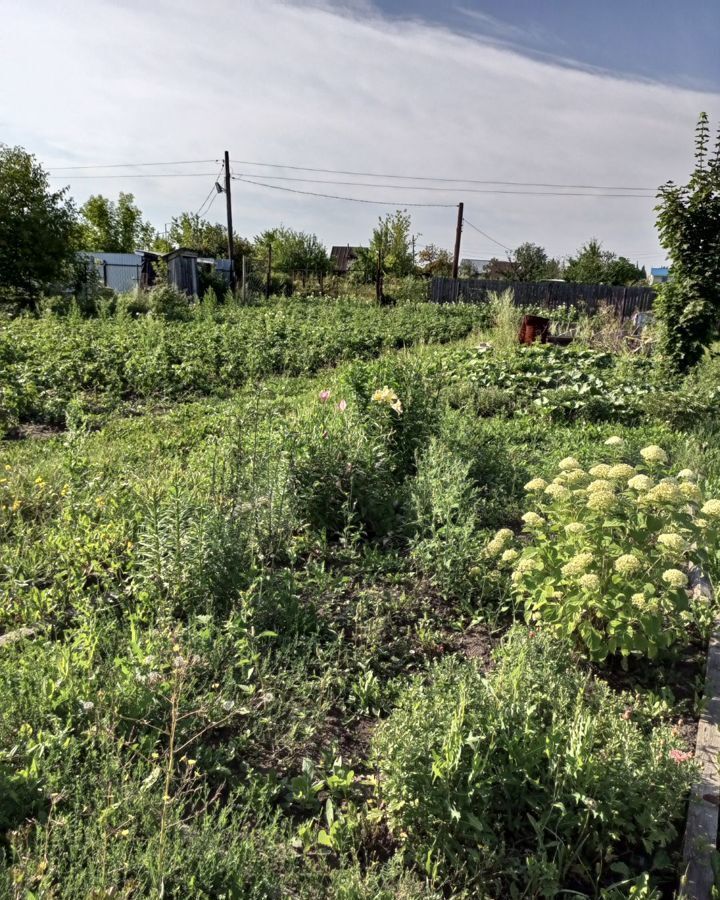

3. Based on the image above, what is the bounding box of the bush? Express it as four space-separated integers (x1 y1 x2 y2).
494 442 720 660
147 283 192 321
373 629 694 894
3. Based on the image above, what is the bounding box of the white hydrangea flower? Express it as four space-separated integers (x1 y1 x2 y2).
589 464 612 478
678 469 696 481
701 499 720 518
680 482 702 502
656 533 686 555
604 436 624 446
607 464 636 480
662 568 688 588
501 548 519 563
640 445 668 464
524 478 548 492
628 474 654 492
587 492 616 512
545 483 571 500
614 554 642 575
564 522 586 536
521 511 545 527
561 552 594 577
578 573 600 592
587 479 614 494
558 456 581 471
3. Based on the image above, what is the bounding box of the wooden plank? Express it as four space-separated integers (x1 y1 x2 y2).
681 601 720 900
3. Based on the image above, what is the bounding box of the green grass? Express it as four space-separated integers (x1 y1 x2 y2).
2 303 719 897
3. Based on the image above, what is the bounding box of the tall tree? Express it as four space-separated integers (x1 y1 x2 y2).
564 239 643 285
0 145 78 301
157 212 253 267
79 192 154 252
418 244 453 276
656 112 720 371
512 242 549 281
352 210 417 283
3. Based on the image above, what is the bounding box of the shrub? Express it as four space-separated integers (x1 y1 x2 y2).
147 283 192 321
373 629 694 894
494 443 720 659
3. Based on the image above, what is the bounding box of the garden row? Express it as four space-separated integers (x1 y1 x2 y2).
0 299 484 436
2 324 720 897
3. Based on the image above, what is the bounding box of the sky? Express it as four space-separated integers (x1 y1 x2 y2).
2 0 719 265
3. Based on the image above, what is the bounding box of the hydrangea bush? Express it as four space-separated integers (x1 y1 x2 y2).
486 440 720 660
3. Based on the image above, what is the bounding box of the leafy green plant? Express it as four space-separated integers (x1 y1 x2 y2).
494 442 720 659
373 628 695 895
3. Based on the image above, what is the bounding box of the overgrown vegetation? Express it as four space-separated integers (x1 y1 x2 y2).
2 291 719 897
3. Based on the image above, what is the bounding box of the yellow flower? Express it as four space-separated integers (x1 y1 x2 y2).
3 464 11 471
628 474 653 492
614 554 642 575
521 511 545 527
11 499 22 512
640 445 668 464
607 464 635 480
656 533 686 555
604 436 624 446
578 573 600 592
558 456 581 471
524 478 548 492
662 568 687 588
371 386 402 414
701 499 720 518
561 552 594 577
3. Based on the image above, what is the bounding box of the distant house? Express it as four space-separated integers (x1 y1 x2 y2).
330 245 363 275
649 266 670 285
485 259 516 280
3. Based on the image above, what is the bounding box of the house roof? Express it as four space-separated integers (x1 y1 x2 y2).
651 267 669 276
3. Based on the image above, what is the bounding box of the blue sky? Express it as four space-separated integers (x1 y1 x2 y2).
2 0 719 264
374 0 720 89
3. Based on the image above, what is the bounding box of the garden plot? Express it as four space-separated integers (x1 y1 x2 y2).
2 309 720 898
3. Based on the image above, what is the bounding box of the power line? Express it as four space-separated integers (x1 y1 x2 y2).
231 171 654 198
462 218 513 253
233 159 657 192
232 175 457 208
47 158 218 171
47 171 220 179
195 163 225 217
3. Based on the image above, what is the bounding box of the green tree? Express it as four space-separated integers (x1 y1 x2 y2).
564 239 608 283
418 244 453 277
656 112 720 371
512 242 548 281
79 192 154 252
0 145 78 302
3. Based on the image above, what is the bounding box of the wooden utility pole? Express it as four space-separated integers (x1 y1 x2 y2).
224 150 236 291
452 202 464 279
266 242 272 299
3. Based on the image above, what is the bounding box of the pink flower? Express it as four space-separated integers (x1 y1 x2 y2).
319 390 331 403
337 399 347 413
669 749 693 764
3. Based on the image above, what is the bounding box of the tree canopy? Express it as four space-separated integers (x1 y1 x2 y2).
0 145 78 300
655 112 720 371
78 192 154 253
564 239 644 285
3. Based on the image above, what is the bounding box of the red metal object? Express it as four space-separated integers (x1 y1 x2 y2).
519 314 550 345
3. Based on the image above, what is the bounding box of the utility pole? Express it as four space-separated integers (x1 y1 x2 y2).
224 150 236 291
452 202 464 279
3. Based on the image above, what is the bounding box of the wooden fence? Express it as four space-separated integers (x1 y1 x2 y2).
429 278 655 318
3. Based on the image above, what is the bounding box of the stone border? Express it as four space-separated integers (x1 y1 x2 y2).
681 568 720 899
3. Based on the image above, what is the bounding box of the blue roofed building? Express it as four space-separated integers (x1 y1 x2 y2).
649 266 670 285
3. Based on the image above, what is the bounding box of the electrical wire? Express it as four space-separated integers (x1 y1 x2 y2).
462 218 513 253
195 163 225 217
231 171 654 198
232 159 657 192
47 171 220 179
47 158 219 171
232 175 458 208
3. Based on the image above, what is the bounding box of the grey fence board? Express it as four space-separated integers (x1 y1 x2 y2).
429 278 655 317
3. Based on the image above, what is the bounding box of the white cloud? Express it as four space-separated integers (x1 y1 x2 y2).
2 0 718 262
